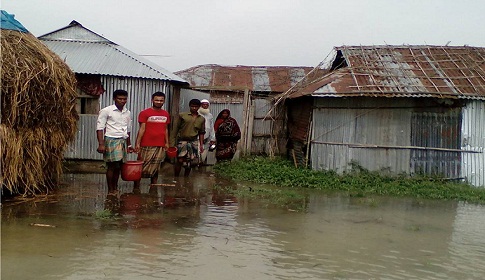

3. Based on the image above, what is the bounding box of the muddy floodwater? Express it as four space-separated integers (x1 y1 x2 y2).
2 170 485 279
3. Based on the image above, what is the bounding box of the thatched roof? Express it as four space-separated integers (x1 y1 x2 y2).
1 11 78 195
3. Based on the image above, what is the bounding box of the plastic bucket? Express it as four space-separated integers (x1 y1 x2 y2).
121 161 143 181
167 147 178 159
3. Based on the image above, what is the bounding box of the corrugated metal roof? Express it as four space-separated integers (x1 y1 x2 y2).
38 21 186 83
176 64 322 93
288 45 485 100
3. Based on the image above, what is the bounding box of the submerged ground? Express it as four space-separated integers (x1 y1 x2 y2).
2 165 485 279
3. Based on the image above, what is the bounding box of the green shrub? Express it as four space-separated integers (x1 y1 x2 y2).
214 156 485 204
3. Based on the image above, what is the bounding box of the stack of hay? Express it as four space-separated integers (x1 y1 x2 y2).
1 11 78 195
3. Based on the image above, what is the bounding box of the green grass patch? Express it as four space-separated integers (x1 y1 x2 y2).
214 156 485 205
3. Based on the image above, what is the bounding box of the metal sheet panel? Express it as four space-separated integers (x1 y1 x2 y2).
252 68 271 92
309 97 484 185
179 88 211 110
310 106 356 173
311 99 413 174
40 24 110 42
462 100 485 187
253 98 273 118
410 109 462 178
41 39 185 82
39 22 185 82
64 115 102 160
353 107 412 173
252 99 274 136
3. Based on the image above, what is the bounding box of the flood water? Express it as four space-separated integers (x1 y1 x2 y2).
2 170 485 279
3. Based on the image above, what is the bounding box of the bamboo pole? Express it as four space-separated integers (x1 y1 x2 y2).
150 183 176 187
312 141 482 153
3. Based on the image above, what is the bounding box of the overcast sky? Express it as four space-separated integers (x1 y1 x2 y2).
3 0 485 72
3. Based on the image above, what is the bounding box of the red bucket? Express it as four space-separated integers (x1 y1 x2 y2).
167 147 178 159
121 161 143 181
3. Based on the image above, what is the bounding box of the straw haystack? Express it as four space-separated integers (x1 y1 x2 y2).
1 15 78 195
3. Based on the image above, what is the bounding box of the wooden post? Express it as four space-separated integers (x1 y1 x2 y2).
239 88 251 156
170 87 181 131
246 99 255 155
292 149 298 168
305 120 312 168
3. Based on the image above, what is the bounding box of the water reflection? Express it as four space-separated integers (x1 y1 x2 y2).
449 202 485 278
2 173 485 279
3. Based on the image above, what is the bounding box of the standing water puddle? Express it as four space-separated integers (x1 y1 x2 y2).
2 172 485 279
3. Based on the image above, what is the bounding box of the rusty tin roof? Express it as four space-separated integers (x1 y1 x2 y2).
288 45 485 100
175 64 324 93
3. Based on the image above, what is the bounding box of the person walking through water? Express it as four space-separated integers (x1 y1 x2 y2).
198 99 216 166
96 89 134 193
170 99 205 177
214 109 241 162
133 92 170 192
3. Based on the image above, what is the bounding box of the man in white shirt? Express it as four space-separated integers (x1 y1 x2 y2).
96 89 134 193
198 99 216 165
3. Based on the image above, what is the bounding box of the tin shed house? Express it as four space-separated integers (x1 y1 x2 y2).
38 21 188 160
176 64 325 156
284 45 485 187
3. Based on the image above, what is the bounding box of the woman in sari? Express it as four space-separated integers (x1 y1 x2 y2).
214 109 241 162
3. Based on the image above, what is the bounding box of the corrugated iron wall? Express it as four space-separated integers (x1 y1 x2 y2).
311 98 413 174
309 98 476 182
65 76 172 160
461 100 485 187
179 89 285 156
64 115 102 160
179 88 210 110
251 98 286 155
179 88 244 125
410 109 461 177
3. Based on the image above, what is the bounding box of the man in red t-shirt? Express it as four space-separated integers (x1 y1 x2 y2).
134 92 170 191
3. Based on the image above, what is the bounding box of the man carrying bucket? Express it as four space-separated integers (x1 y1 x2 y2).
133 92 170 191
170 99 205 177
96 89 134 193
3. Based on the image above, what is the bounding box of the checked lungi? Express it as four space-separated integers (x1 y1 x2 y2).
104 137 127 162
138 146 166 177
177 139 200 167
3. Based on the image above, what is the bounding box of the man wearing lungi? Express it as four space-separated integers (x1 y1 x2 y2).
170 99 205 177
133 92 170 190
96 89 134 193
